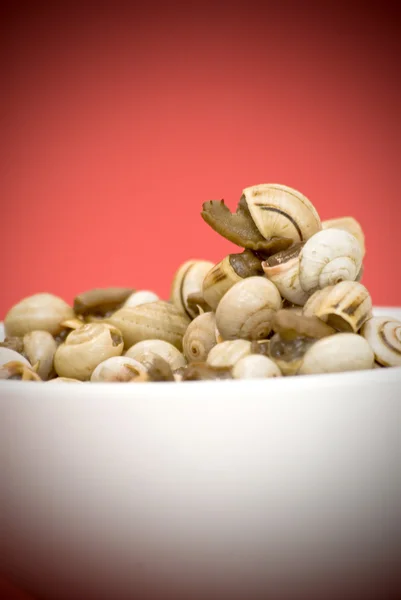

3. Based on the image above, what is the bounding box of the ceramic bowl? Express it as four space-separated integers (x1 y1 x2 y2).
1 308 401 600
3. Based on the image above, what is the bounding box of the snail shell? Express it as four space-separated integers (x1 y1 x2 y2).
170 260 214 319
302 286 334 320
182 312 217 363
91 356 148 382
0 347 31 368
207 339 252 368
322 216 365 257
54 323 124 380
202 250 264 311
108 301 190 351
23 330 57 380
4 293 75 337
299 229 363 294
262 243 309 306
243 183 322 243
360 316 401 367
0 360 42 381
215 276 282 340
123 290 160 308
314 281 372 333
125 339 186 371
298 333 374 375
232 354 282 379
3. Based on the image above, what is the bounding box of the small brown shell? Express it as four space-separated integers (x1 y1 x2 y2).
74 287 133 317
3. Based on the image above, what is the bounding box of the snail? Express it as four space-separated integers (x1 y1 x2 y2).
202 249 264 311
123 290 160 308
271 309 336 340
107 301 190 351
23 330 57 380
360 316 401 367
215 276 282 340
250 339 271 356
302 286 334 320
201 183 321 252
125 339 187 371
4 293 75 337
73 287 133 317
322 216 365 257
182 312 217 363
90 356 148 382
262 242 309 306
262 228 362 304
54 323 124 380
232 354 282 379
170 260 214 319
313 281 372 333
0 360 42 381
298 228 363 294
0 347 31 368
298 333 374 375
207 339 252 368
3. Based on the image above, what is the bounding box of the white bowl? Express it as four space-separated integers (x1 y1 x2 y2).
1 308 401 600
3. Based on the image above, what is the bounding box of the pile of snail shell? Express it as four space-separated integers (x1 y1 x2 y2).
1 183 400 383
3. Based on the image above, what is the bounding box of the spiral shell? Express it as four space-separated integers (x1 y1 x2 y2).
232 354 282 379
182 312 217 362
242 183 321 243
170 260 214 319
360 316 401 367
0 360 42 381
314 281 372 333
298 333 374 375
54 323 124 380
107 301 190 351
322 216 365 256
215 277 282 340
299 229 363 294
302 286 334 320
262 249 309 306
46 377 84 383
202 250 263 311
91 356 148 382
207 339 252 368
125 339 186 371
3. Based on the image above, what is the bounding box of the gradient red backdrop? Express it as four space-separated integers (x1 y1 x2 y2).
1 2 400 598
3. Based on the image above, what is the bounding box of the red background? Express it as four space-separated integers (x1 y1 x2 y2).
1 1 400 598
